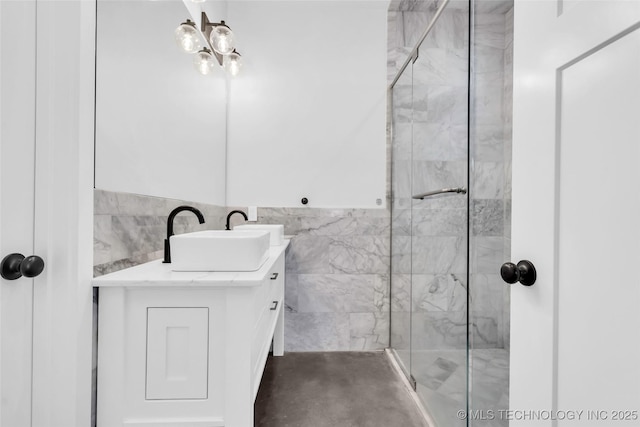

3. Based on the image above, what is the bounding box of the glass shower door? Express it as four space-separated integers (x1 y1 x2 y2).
409 2 470 424
390 1 472 425
390 0 513 425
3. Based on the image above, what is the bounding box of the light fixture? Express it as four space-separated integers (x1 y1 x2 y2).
200 12 237 59
175 13 243 76
223 50 242 77
208 22 235 55
174 20 201 53
193 48 216 75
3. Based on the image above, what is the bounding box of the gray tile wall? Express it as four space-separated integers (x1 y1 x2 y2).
226 207 391 351
469 5 513 351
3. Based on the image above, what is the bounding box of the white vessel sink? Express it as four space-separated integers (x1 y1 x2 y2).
233 224 285 246
170 230 270 272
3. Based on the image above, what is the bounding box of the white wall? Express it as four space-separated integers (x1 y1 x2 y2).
95 0 227 206
226 1 388 208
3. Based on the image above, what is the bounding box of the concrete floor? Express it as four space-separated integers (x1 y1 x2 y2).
254 352 428 427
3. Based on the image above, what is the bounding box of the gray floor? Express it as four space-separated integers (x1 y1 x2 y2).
254 351 427 427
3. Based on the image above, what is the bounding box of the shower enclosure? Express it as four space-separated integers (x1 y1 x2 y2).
388 1 513 425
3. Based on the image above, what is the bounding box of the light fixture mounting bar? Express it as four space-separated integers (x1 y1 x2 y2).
200 12 224 66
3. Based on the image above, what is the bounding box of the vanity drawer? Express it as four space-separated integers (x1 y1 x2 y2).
250 256 284 328
251 272 284 346
250 256 284 391
265 255 284 310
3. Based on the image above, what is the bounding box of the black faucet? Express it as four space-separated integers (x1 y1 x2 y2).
164 205 205 263
226 210 248 230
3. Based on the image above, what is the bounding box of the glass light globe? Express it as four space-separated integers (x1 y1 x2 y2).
175 21 201 53
193 49 216 75
223 51 242 77
209 22 235 55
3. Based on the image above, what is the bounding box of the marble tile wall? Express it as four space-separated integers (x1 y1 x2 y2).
469 6 513 423
225 207 391 352
469 5 513 351
93 189 227 276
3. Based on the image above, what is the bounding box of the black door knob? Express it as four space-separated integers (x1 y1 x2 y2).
1 253 45 281
500 260 536 286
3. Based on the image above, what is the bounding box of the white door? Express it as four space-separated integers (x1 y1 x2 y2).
1 1 95 426
511 1 640 425
0 1 38 425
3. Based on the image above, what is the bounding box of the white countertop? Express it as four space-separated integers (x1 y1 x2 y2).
93 240 290 288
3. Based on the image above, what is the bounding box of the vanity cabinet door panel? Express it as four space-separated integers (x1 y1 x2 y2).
269 255 285 303
250 276 270 330
251 280 272 361
145 307 210 400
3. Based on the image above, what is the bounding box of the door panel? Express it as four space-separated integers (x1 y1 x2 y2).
0 1 37 425
557 28 640 416
511 1 640 423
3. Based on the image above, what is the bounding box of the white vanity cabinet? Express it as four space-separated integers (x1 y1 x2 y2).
93 242 288 427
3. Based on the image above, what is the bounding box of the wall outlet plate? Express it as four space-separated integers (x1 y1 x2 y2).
248 206 258 221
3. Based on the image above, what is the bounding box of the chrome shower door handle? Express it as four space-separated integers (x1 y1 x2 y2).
412 187 467 200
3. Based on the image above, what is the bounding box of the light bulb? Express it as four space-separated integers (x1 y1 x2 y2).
193 49 216 75
209 22 235 55
175 20 201 53
224 51 242 77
